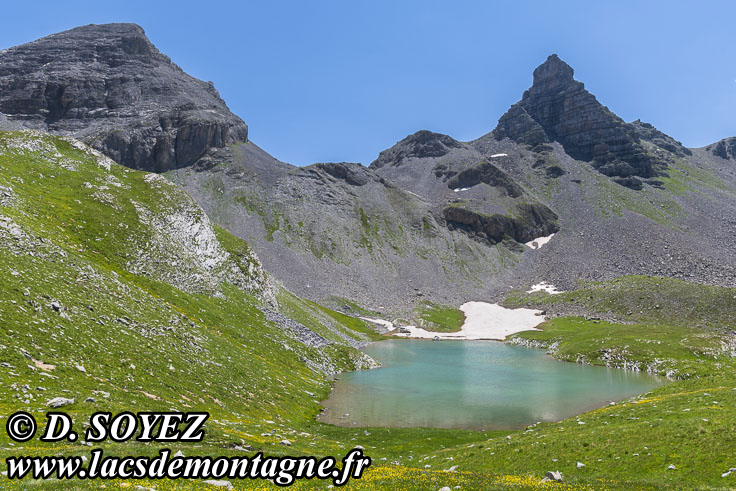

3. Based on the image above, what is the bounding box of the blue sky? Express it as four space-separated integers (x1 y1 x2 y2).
1 1 734 166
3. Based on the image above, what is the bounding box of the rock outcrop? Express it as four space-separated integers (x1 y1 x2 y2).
493 54 668 188
0 23 248 172
631 120 691 157
309 162 386 187
706 137 736 161
370 130 463 169
443 203 559 244
0 112 22 131
446 161 523 197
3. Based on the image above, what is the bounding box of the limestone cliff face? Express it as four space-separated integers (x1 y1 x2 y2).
706 137 736 160
493 54 669 188
0 23 248 172
443 203 559 245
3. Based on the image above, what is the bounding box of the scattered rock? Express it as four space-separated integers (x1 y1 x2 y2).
544 471 563 482
202 481 233 489
47 397 74 408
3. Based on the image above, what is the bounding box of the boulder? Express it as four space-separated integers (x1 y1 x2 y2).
544 470 563 482
47 397 74 408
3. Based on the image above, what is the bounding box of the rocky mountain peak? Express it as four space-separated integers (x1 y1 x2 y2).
1 24 162 76
370 130 463 169
528 54 576 95
493 54 671 189
0 23 248 172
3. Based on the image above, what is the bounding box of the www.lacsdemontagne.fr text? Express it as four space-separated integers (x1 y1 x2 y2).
7 448 371 486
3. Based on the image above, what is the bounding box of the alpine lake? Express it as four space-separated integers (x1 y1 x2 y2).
319 339 663 430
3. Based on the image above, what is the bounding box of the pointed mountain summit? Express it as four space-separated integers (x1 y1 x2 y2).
0 23 248 172
493 54 672 188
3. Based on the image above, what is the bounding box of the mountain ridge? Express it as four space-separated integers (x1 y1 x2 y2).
2 25 736 314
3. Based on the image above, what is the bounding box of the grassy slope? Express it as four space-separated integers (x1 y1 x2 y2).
297 277 736 488
428 276 736 489
413 302 466 333
4 132 736 489
0 131 488 489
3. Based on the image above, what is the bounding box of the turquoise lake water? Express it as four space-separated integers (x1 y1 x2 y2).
319 340 663 430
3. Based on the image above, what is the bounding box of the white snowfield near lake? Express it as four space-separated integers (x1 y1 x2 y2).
388 302 544 341
525 233 555 250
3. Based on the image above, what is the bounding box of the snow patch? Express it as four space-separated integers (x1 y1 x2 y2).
490 153 508 158
453 187 471 193
527 282 563 295
525 233 555 250
393 302 543 341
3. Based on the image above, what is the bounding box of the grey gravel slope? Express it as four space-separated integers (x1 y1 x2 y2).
167 142 521 313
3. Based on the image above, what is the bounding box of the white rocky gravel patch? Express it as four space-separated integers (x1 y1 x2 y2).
104 174 126 188
0 184 14 207
61 136 115 171
91 191 117 207
0 132 83 171
144 172 176 186
0 131 59 154
0 214 26 240
128 194 273 300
